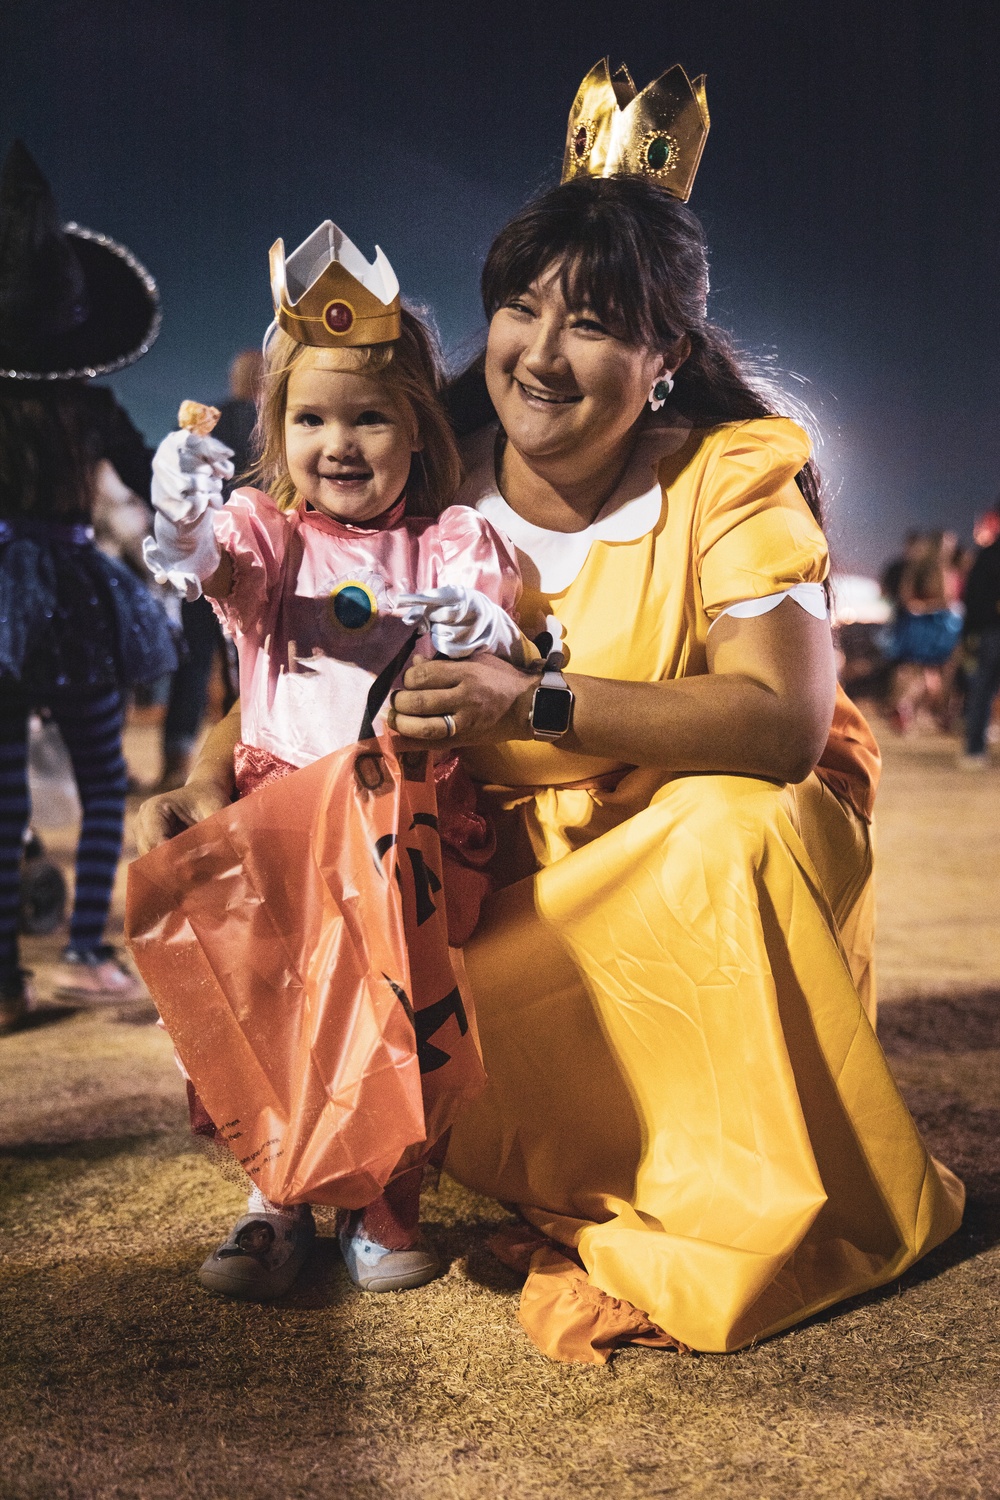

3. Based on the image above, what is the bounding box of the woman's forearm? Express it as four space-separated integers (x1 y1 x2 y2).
188 700 241 792
560 604 836 781
557 669 829 782
393 598 837 784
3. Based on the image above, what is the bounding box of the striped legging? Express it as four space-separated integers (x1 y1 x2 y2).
0 687 127 974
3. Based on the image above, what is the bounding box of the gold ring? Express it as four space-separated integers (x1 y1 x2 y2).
442 714 457 738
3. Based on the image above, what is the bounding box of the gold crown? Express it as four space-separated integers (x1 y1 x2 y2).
561 59 709 202
269 220 401 348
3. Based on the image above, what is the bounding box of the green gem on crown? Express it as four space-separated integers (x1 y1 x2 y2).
646 136 673 171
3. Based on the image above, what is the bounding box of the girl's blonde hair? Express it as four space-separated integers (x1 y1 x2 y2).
251 307 462 517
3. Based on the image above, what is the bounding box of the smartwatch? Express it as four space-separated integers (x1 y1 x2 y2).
530 652 575 740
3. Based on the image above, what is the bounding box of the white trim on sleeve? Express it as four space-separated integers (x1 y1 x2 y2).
709 581 828 630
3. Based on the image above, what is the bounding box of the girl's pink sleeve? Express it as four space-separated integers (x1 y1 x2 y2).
210 488 289 635
433 504 522 616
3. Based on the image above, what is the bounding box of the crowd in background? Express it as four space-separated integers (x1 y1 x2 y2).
839 509 1000 766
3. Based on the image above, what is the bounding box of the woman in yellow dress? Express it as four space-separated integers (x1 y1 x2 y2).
385 170 963 1358
137 128 963 1361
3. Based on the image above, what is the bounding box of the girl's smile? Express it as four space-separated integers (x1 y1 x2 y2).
284 362 420 524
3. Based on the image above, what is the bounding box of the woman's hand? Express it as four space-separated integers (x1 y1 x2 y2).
390 651 537 747
133 779 231 855
133 701 242 855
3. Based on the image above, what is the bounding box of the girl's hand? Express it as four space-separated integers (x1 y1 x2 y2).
395 586 523 660
151 428 234 525
133 779 231 856
144 428 236 601
389 652 537 747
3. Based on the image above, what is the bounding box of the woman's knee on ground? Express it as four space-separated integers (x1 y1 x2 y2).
652 772 787 854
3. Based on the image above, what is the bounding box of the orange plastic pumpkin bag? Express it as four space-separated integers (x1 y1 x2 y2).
125 736 485 1208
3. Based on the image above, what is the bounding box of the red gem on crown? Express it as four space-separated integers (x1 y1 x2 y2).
323 301 354 334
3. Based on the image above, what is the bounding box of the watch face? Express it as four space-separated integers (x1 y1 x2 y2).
532 685 574 735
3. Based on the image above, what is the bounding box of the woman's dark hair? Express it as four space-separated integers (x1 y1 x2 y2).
0 385 102 518
465 175 822 527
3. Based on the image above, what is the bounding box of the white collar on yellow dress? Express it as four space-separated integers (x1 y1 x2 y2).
455 420 692 594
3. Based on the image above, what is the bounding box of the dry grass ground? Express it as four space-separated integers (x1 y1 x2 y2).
1 719 998 1499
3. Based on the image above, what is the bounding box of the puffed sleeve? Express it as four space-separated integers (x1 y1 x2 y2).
432 504 522 618
211 488 290 636
694 419 829 620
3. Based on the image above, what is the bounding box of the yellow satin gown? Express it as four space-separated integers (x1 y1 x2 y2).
447 417 963 1356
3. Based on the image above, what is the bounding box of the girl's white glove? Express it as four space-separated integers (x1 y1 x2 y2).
151 427 235 522
396 585 523 660
142 429 235 601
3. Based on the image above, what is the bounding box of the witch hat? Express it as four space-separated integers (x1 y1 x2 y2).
0 141 160 381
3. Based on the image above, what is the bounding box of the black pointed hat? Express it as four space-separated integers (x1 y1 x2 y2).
0 141 160 381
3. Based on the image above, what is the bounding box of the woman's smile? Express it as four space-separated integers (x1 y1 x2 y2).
514 377 581 406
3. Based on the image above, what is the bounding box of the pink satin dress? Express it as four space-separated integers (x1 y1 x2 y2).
209 488 520 766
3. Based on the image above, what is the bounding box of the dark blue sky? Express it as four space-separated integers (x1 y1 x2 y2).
4 0 999 571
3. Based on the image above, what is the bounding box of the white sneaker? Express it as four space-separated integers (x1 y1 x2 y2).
958 753 989 771
199 1209 316 1300
339 1220 441 1292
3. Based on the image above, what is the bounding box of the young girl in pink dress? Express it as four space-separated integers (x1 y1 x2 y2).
144 220 522 1302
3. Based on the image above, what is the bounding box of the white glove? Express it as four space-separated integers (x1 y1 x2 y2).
143 429 235 600
151 427 234 523
396 585 522 660
143 513 224 602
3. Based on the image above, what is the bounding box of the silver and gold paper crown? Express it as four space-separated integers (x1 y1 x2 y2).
269 220 401 348
561 59 710 202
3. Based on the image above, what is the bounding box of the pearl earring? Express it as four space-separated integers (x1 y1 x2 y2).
648 373 674 412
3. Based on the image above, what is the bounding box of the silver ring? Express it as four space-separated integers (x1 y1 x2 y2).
441 714 457 738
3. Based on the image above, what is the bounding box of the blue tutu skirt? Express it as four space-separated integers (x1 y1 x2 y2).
0 516 180 695
879 607 963 667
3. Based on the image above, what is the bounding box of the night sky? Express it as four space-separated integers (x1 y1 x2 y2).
4 0 999 572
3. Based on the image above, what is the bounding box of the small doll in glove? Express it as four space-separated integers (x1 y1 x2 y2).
143 221 524 1303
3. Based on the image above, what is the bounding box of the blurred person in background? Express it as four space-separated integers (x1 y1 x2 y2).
0 141 176 1027
91 456 154 573
972 505 1000 551
213 348 263 466
935 531 972 730
152 350 261 789
884 529 964 732
959 506 1000 768
880 529 922 612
